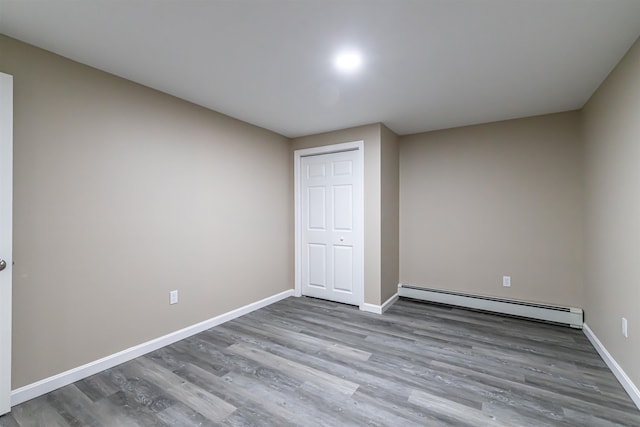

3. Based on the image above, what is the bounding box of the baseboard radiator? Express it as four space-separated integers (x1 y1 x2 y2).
397 285 583 328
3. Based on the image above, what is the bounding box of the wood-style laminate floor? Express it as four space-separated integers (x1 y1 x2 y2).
1 296 639 426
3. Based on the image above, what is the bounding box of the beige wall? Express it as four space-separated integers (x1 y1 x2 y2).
399 112 584 307
291 124 382 305
0 35 292 388
380 125 399 303
582 36 640 387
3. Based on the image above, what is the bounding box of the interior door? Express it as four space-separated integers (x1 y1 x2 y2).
301 149 362 305
0 72 13 415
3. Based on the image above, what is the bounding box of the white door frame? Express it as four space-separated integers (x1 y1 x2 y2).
0 72 13 415
294 141 364 305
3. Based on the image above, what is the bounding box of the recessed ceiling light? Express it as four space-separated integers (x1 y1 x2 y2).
334 51 362 73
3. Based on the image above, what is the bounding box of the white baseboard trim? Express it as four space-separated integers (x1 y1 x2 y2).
583 323 640 410
359 292 398 315
11 289 294 407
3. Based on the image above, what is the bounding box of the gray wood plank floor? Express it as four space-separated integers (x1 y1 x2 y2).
1 296 639 426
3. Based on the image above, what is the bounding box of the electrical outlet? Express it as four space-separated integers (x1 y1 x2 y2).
622 317 628 338
170 290 178 305
502 276 511 287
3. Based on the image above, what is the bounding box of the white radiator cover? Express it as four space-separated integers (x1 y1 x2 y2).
398 285 583 328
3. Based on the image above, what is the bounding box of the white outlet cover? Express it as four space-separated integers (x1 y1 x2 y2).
622 317 628 338
170 290 178 305
503 276 511 287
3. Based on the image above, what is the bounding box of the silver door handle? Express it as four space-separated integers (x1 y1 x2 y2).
0 260 6 271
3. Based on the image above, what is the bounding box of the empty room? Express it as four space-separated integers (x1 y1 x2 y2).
1 0 640 426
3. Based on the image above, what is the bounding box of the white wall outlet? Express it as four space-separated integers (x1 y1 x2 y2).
502 276 511 287
170 290 178 305
622 317 628 338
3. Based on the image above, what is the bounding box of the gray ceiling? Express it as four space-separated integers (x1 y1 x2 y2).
1 0 640 137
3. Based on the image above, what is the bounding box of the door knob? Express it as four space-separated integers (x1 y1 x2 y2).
0 260 6 271
339 237 344 242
